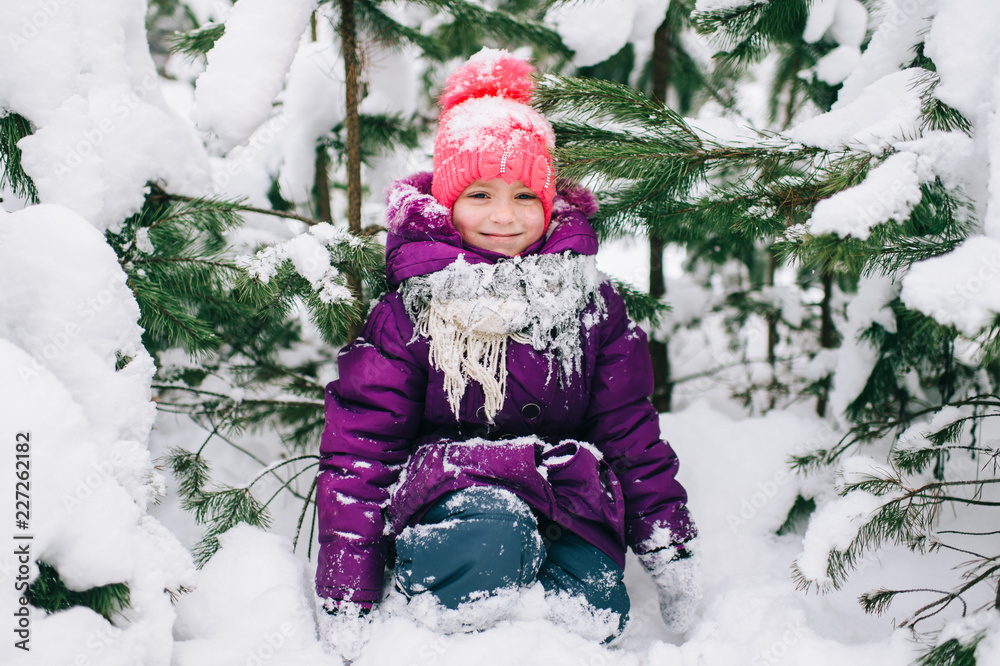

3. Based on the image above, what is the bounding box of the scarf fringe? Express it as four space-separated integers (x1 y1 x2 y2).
403 253 605 423
415 304 511 422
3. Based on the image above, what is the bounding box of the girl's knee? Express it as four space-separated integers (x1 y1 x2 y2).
394 486 544 607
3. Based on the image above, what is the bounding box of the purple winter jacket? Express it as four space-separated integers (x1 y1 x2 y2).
315 172 696 605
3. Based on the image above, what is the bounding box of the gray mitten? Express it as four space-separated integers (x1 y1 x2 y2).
315 598 375 662
637 544 702 633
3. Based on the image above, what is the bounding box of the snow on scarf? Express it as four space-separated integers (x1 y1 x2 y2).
400 252 605 422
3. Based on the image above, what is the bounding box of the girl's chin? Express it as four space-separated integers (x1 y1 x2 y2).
472 234 527 255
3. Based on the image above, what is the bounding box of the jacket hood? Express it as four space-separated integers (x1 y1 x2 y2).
384 171 599 288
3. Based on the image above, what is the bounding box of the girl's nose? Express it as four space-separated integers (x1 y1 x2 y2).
491 198 516 224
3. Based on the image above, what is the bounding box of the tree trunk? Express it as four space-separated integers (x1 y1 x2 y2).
314 146 332 224
338 0 364 340
339 0 362 235
648 16 673 413
815 269 836 417
765 251 778 368
765 250 779 410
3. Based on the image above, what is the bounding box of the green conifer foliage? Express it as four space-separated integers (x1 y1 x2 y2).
537 1 1000 658
27 563 131 622
0 113 39 203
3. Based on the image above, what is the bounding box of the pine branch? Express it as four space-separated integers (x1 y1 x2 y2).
613 280 670 326
168 21 225 60
692 0 810 66
262 460 320 510
0 113 39 203
355 0 446 60
176 451 320 566
235 229 385 346
777 180 974 278
859 588 900 616
293 475 319 553
323 112 422 164
535 75 702 140
917 635 985 666
164 446 212 501
776 494 816 536
159 190 329 227
408 0 571 59
188 485 272 566
27 562 130 621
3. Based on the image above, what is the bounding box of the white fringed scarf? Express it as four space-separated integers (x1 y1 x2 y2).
401 252 605 422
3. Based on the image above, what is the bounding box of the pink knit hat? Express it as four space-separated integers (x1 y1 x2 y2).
432 48 557 227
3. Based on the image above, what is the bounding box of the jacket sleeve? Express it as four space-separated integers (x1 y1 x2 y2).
580 283 697 556
315 292 427 604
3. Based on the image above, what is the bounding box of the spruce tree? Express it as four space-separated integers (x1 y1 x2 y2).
535 1 1000 661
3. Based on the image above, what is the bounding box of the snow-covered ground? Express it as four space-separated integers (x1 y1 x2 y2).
152 398 936 666
5 0 1000 664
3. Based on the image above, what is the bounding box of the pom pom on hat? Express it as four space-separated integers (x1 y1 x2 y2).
432 48 557 227
439 50 536 111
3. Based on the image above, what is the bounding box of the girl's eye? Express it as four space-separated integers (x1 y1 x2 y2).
515 193 537 200
467 192 489 199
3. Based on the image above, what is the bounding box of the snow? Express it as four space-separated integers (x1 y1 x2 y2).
276 35 345 204
7 0 1000 663
545 0 670 69
795 490 884 587
815 45 862 86
172 525 327 666
0 204 193 665
894 130 976 192
923 0 1000 121
836 0 935 107
900 235 1000 336
827 276 898 421
787 69 924 151
545 0 637 68
805 152 922 240
149 400 939 666
804 0 867 47
919 0 1000 238
0 0 210 229
694 0 764 11
441 96 555 153
359 45 421 118
896 405 967 452
237 223 354 304
192 0 318 154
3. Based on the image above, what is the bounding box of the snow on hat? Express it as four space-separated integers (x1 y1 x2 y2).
432 48 557 227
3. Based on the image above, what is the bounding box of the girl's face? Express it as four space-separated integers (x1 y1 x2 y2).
451 178 545 256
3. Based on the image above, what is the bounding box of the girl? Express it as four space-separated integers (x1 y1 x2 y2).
315 48 699 656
